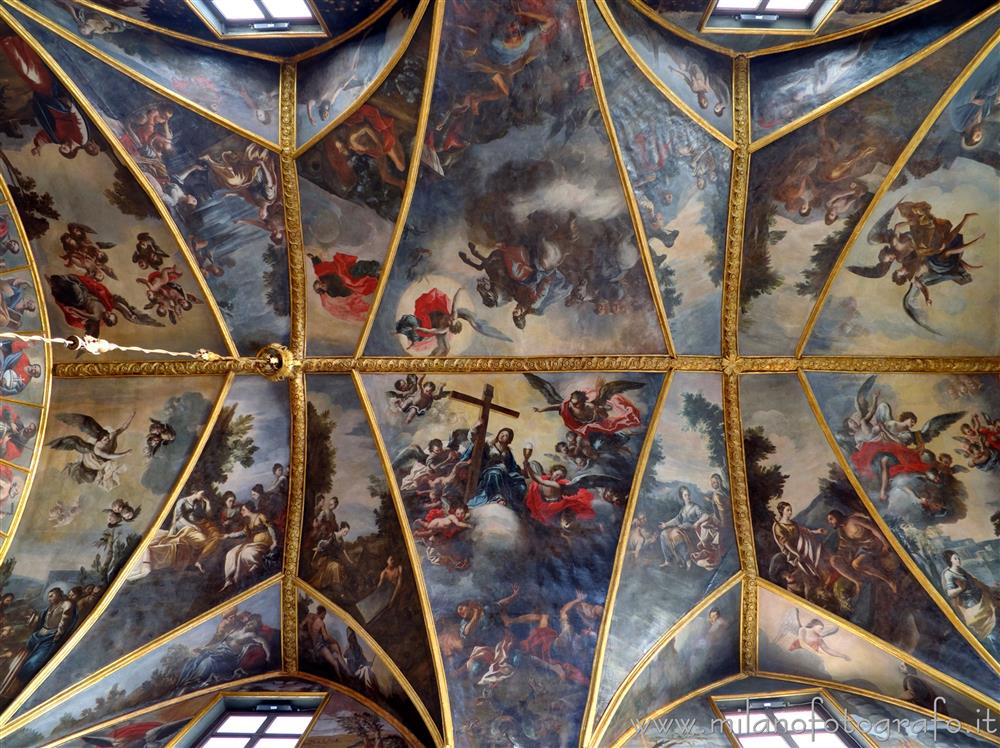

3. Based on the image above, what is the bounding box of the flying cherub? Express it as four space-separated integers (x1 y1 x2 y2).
392 374 449 423
104 498 141 527
46 411 135 491
48 496 81 528
783 608 851 661
144 418 175 458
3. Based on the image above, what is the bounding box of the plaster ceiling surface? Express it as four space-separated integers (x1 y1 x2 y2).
0 0 996 746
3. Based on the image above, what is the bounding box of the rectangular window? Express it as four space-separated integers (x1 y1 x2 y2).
188 0 326 37
194 706 317 748
703 0 838 34
719 697 864 748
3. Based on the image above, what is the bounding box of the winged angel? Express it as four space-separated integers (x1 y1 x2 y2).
847 201 983 334
395 288 512 356
46 412 135 490
777 607 852 661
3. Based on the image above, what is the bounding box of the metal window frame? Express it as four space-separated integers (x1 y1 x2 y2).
720 697 865 748
192 708 316 748
700 0 842 36
185 0 329 40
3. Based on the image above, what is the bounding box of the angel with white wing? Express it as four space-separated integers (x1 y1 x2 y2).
781 607 852 661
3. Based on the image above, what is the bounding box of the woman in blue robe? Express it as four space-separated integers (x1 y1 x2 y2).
463 427 526 509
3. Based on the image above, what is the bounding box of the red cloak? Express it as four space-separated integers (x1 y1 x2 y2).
313 253 378 322
559 392 641 438
850 439 929 480
57 274 115 331
525 476 594 525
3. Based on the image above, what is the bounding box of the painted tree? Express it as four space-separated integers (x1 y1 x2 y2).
0 150 59 240
681 392 726 468
184 404 257 504
739 200 784 314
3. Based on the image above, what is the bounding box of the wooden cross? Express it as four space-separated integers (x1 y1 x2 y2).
449 384 520 503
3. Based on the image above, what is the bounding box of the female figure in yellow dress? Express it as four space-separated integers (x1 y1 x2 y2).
219 501 277 593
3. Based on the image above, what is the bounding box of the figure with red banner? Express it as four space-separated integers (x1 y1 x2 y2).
309 251 380 323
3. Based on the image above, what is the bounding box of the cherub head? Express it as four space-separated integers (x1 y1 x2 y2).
899 411 918 429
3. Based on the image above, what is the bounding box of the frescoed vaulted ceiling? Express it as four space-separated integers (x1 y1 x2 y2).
0 1 997 746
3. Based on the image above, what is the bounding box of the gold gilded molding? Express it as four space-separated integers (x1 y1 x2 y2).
0 6 239 359
722 56 749 360
590 574 744 748
580 373 673 747
279 63 307 360
579 0 675 357
619 0 736 57
749 4 1000 152
822 688 883 748
352 0 442 359
797 371 1000 678
724 373 756 575
0 375 234 729
293 577 445 748
351 370 453 746
7 1 281 151
281 373 306 671
759 579 1000 713
795 28 1000 357
740 572 758 674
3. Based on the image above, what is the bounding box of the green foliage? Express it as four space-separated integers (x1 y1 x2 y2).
305 401 336 503
263 243 291 317
185 404 258 502
795 194 873 298
0 556 14 591
104 161 157 220
653 251 682 318
743 425 788 532
739 200 784 314
0 150 59 240
681 393 726 469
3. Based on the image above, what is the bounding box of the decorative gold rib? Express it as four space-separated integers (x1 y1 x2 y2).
605 673 746 748
797 371 1000 678
0 168 52 561
0 6 239 358
590 573 744 748
740 570 758 673
279 63 307 360
280 374 306 670
0 573 279 736
706 692 743 748
580 372 673 747
721 56 750 359
6 0 282 151
794 27 1000 357
579 0 675 358
351 369 453 746
760 579 1000 713
595 0 737 149
0 374 234 728
725 372 756 576
750 4 1000 152
290 0 400 63
66 0 285 62
49 354 1000 377
292 577 445 747
292 0 430 157
352 0 443 360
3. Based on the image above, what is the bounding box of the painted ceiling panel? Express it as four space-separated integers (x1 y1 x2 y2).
807 372 1000 669
738 10 999 356
592 371 738 722
14 11 292 354
807 43 1000 356
595 579 741 748
741 371 1000 706
0 2 996 746
19 0 283 144
363 0 669 357
296 1 419 149
757 584 997 728
604 0 734 142
298 5 432 356
0 20 232 361
301 373 443 733
365 370 662 745
2 579 281 748
0 374 225 713
618 694 733 748
590 3 730 355
10 375 290 719
296 584 436 747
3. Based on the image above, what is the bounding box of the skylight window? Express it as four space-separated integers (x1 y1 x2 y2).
189 0 326 37
719 697 864 748
703 0 838 33
192 705 317 748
